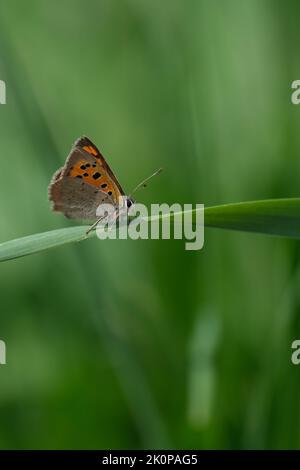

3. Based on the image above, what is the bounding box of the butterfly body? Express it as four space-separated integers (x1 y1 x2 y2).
48 137 133 221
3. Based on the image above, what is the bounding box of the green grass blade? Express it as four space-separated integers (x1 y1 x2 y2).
0 226 92 262
204 198 300 238
1 198 300 262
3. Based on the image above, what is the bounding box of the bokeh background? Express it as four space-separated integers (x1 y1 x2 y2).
1 0 300 450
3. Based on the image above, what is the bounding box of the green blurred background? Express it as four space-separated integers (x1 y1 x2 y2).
1 0 300 450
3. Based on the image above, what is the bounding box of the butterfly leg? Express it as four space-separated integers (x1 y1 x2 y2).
86 208 121 236
86 215 107 235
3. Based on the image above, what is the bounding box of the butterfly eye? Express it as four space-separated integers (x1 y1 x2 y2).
126 198 134 208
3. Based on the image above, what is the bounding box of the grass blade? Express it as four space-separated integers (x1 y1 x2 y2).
1 198 300 262
204 198 300 238
0 226 91 262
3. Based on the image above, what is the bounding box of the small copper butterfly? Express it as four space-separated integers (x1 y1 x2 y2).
48 136 162 233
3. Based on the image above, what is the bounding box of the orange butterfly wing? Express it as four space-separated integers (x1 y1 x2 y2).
49 137 125 219
71 137 125 201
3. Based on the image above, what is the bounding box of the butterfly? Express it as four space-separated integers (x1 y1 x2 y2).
48 136 162 233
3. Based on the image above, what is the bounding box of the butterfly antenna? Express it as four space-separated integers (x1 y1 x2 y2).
128 167 163 198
